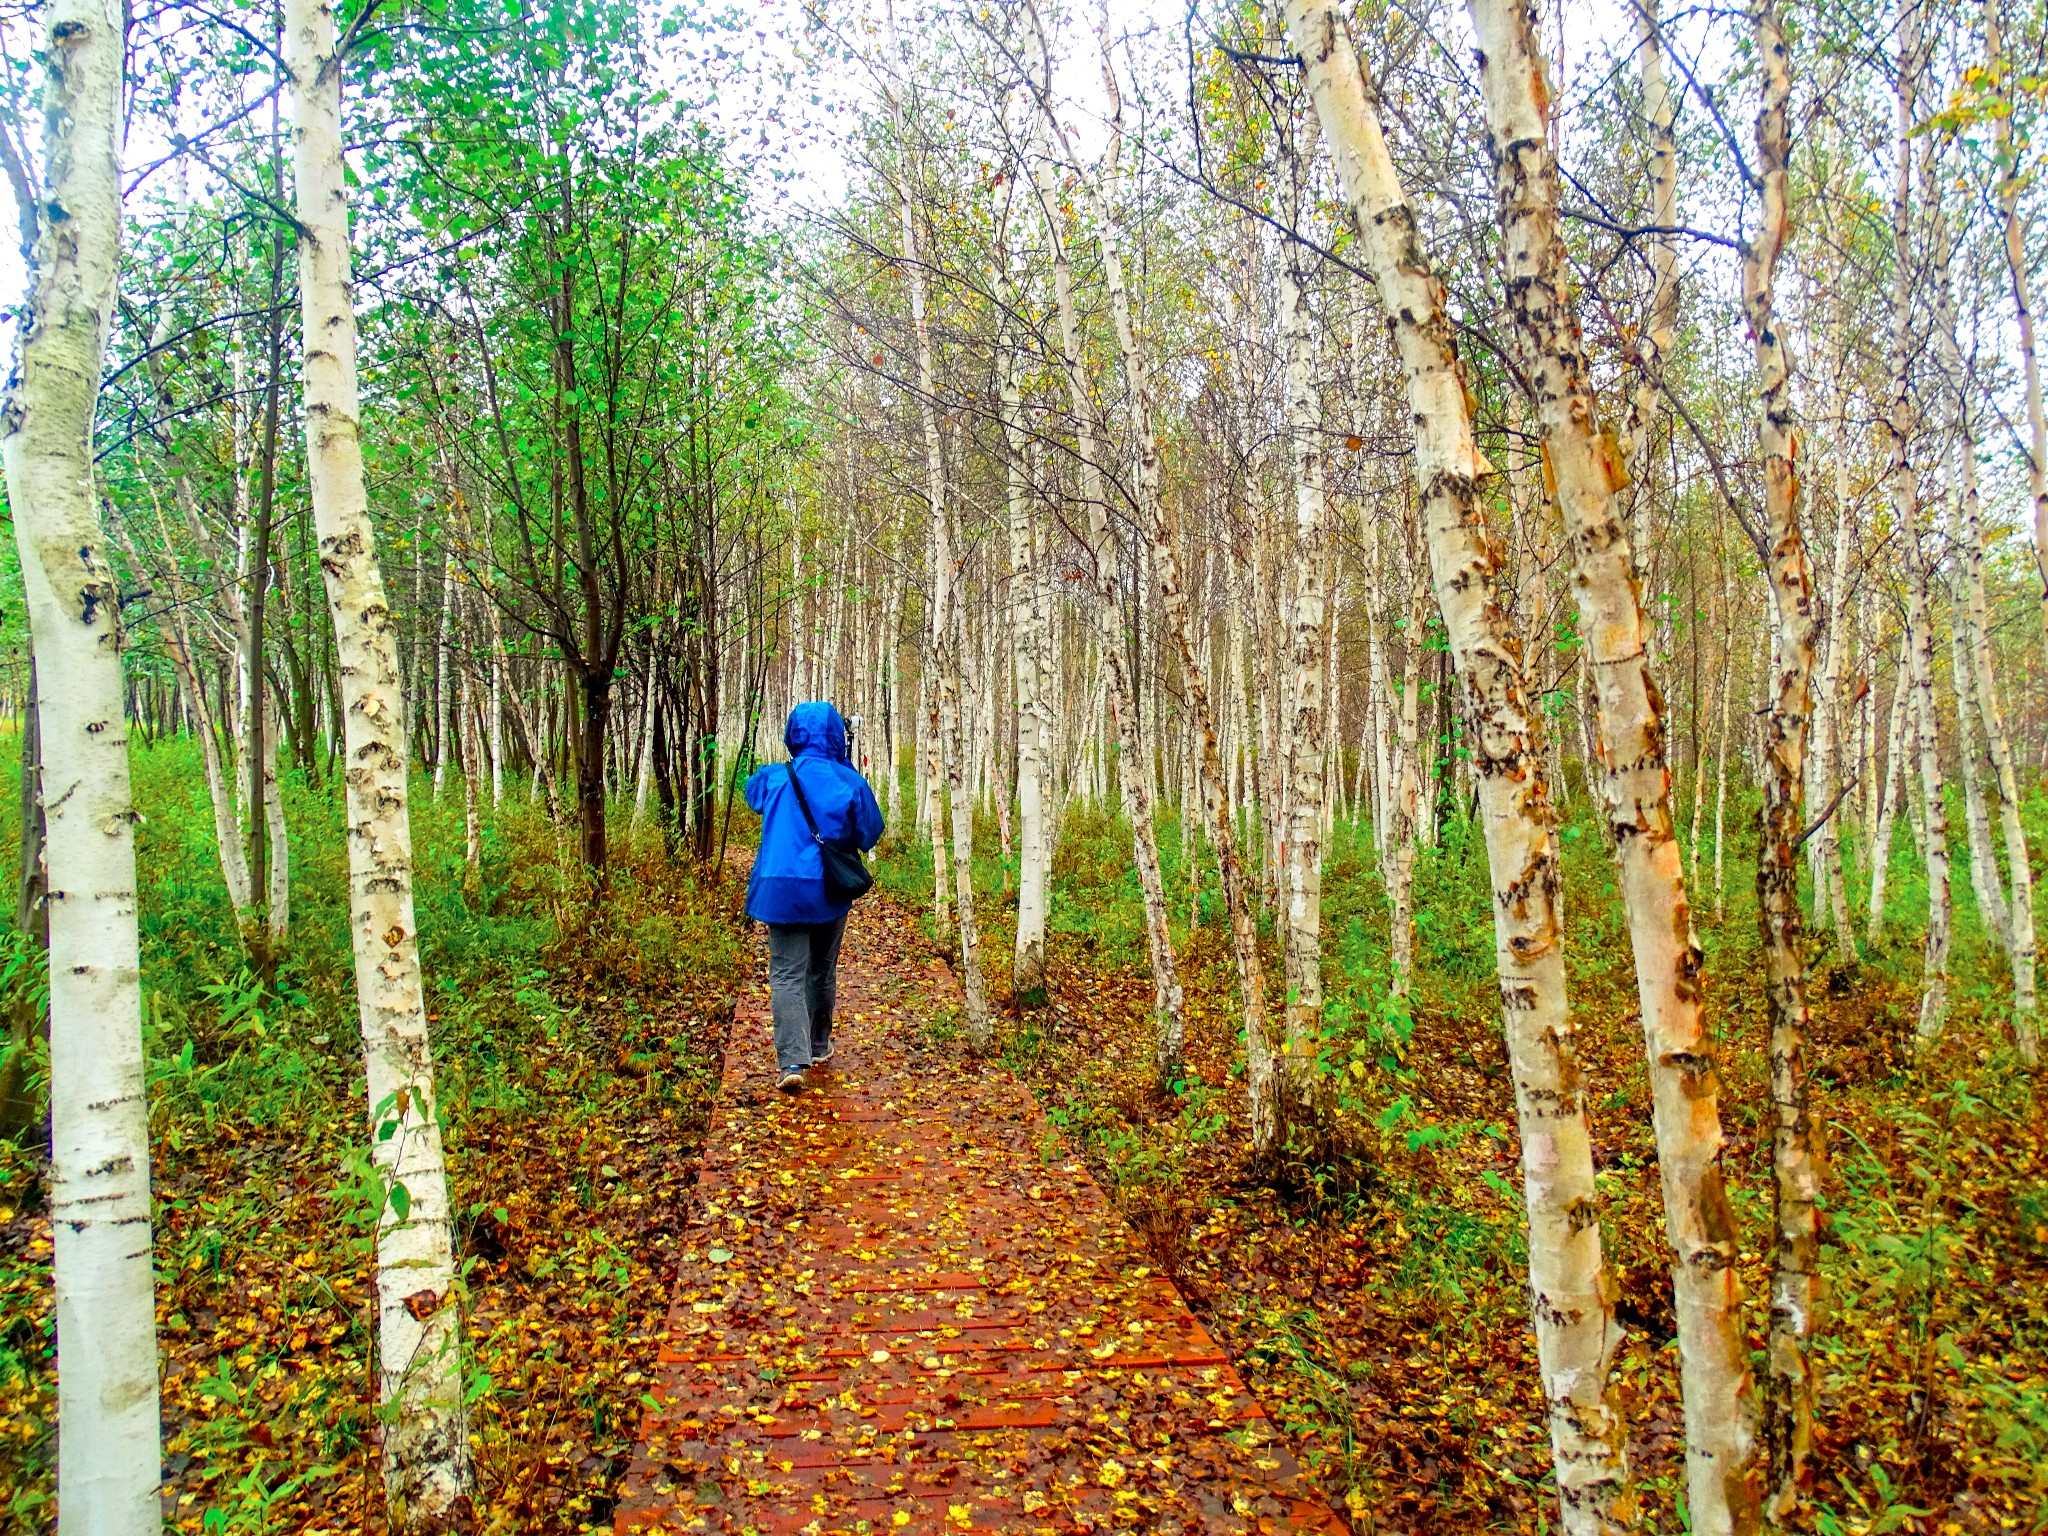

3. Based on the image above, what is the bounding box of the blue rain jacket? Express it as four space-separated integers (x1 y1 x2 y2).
744 702 885 926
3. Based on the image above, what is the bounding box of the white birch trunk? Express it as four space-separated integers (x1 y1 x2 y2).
1285 7 1630 1527
1276 127 1334 1107
1004 345 1050 1001
1950 590 2008 949
1808 371 1858 956
886 1 987 1044
1940 275 2039 1063
431 550 453 797
1 2 161 1526
263 687 289 940
1711 612 1736 916
1888 3 1953 1061
1866 666 1910 945
1464 3 1760 1522
119 503 254 913
1743 6 1819 1509
631 664 657 831
461 661 482 888
1903 549 1952 1057
1985 0 2048 664
285 1 473 1522
1019 7 1185 1063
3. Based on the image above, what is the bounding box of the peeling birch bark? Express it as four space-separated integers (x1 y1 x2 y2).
1741 0 1820 1512
1284 6 1630 1528
1462 1 1760 1525
284 0 473 1523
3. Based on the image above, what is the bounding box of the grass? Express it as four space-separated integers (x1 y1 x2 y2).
0 730 749 1535
7 738 2043 1534
873 765 2048 1535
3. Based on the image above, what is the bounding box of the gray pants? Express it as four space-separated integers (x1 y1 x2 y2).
765 915 848 1073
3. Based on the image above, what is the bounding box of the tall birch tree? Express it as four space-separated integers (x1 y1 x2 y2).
0 0 161 1528
284 0 473 1524
1463 2 1761 1525
1284 5 1631 1528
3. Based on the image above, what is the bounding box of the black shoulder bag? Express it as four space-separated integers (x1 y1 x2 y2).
784 761 874 904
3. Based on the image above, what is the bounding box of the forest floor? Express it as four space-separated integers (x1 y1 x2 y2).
2 743 2045 1536
0 740 753 1535
872 803 2048 1536
612 897 1343 1533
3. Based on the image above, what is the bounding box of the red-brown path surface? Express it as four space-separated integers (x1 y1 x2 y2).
613 901 1346 1535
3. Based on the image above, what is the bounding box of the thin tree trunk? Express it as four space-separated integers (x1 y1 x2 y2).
0 2 160 1524
1809 366 1858 957
1003 339 1050 1003
1019 8 1184 1068
1887 2 1953 1062
118 501 254 911
262 686 289 942
432 550 454 796
1903 547 1952 1058
632 657 657 831
1285 8 1630 1528
1940 271 2040 1064
1743 3 1820 1509
1275 110 1334 1112
886 1 989 1046
1985 0 2048 664
0 651 48 1140
1867 663 1910 945
1952 594 2009 945
1464 3 1760 1524
286 1 473 1523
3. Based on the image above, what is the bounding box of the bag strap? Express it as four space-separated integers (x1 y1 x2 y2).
783 760 824 843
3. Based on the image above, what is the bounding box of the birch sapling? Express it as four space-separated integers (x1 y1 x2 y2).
285 0 473 1523
1 0 162 1527
1463 0 1760 1524
1283 5 1630 1528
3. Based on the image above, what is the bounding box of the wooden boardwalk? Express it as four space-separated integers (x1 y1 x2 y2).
614 901 1345 1535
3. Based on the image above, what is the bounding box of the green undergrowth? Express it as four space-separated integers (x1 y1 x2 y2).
0 731 748 1535
872 769 2048 1535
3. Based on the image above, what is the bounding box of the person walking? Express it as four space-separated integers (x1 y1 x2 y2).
744 702 885 1092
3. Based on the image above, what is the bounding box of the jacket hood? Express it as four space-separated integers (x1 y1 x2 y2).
784 701 849 762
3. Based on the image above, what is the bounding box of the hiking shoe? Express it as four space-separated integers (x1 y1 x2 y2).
810 1042 835 1067
776 1072 805 1094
